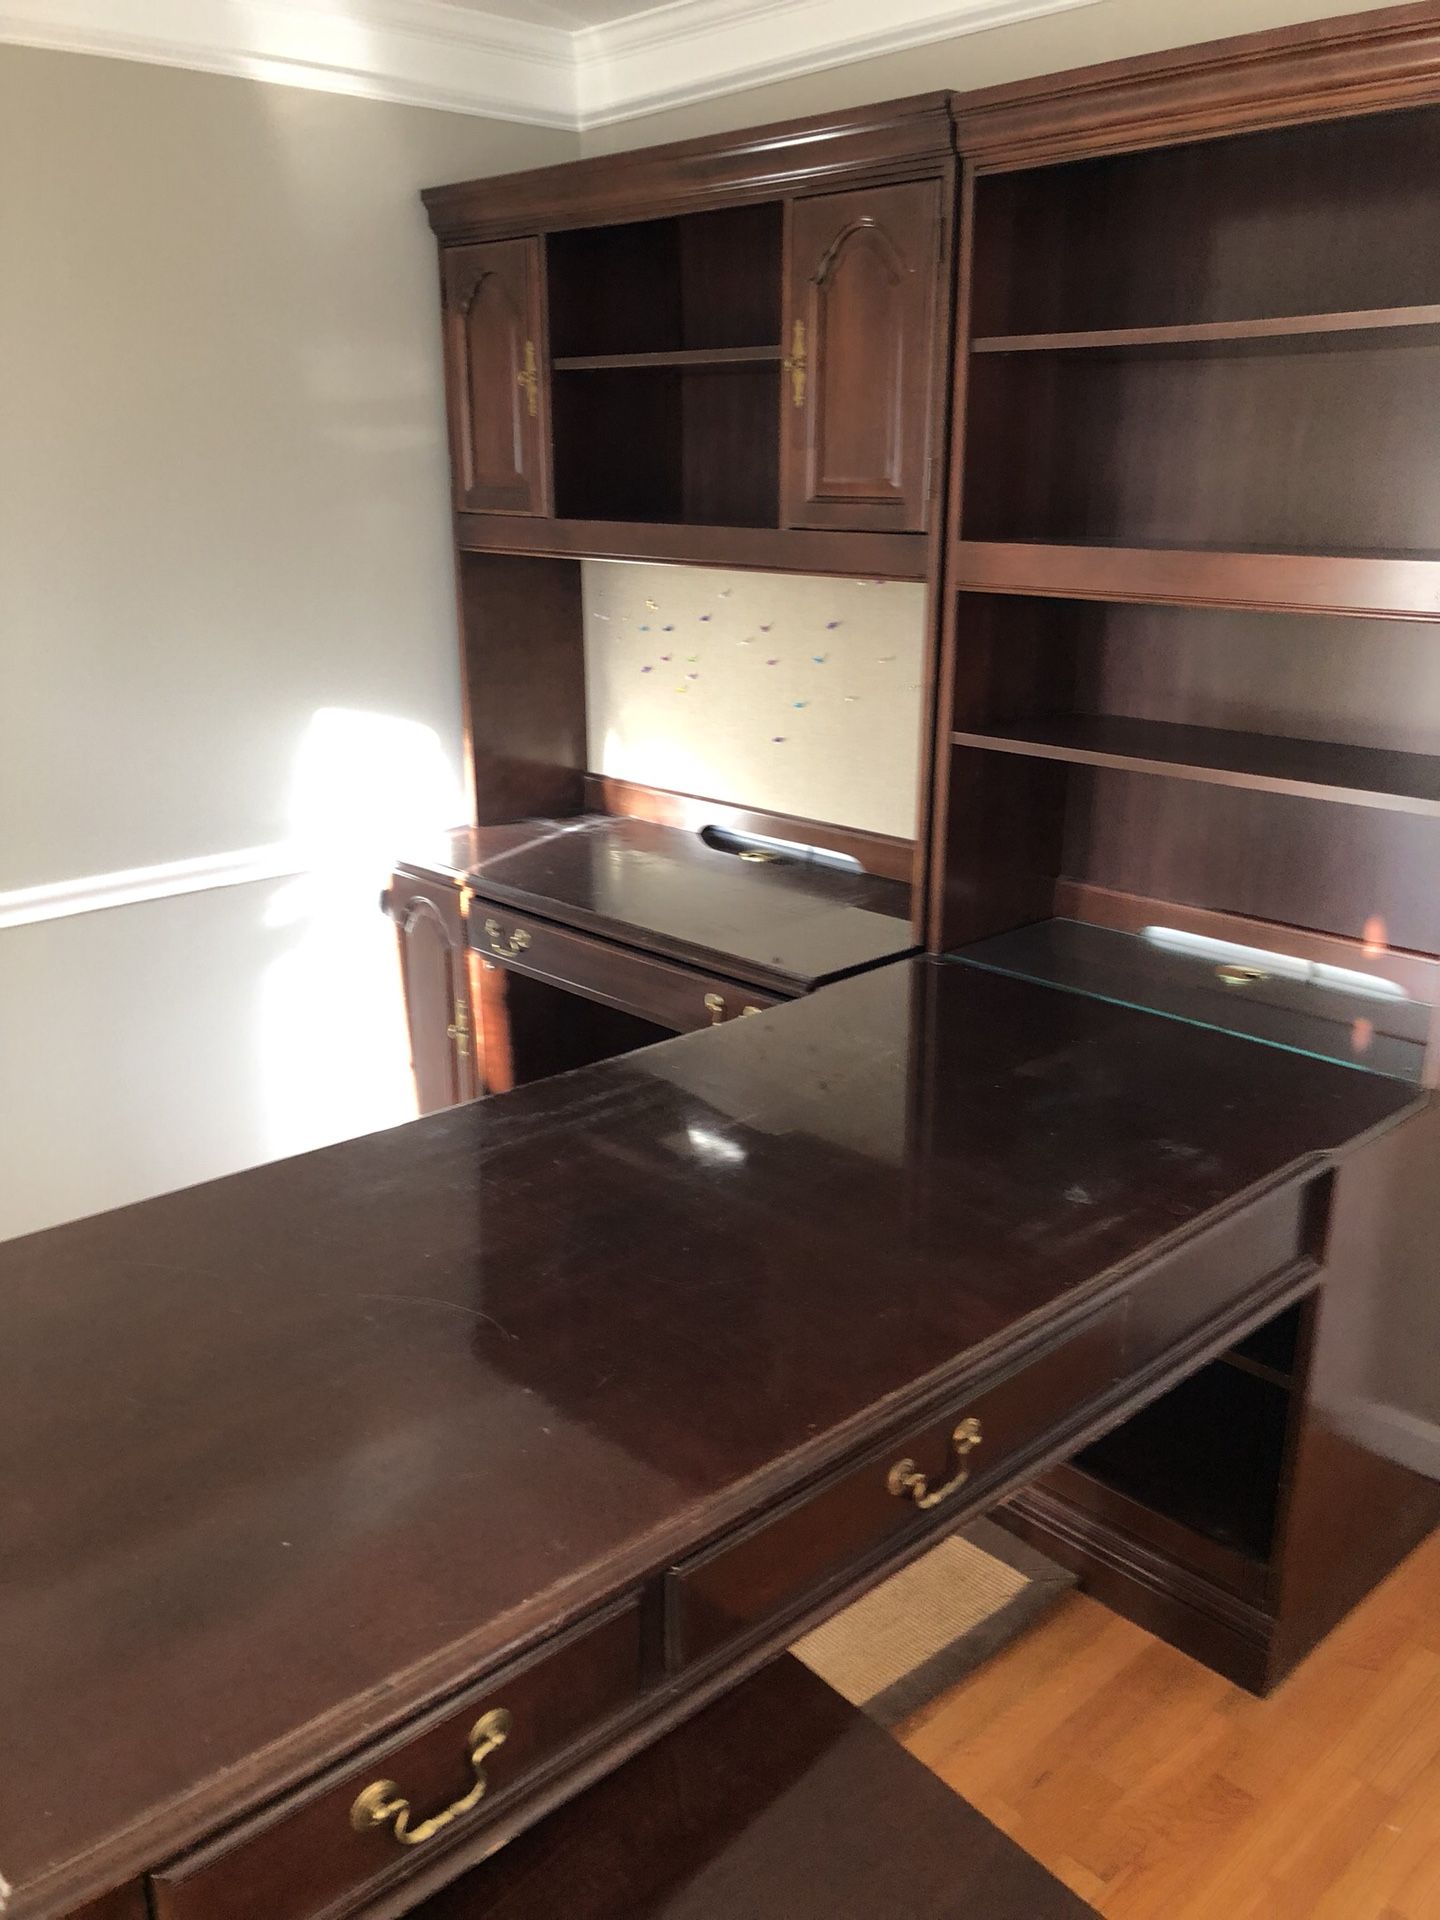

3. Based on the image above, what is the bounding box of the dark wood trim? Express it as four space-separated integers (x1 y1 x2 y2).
1053 877 1440 1004
950 714 1440 816
923 160 979 955
971 303 1440 355
552 346 782 370
996 1482 1276 1692
423 94 956 242
952 541 1440 619
583 775 916 884
1038 1458 1272 1606
951 0 1440 170
454 512 930 579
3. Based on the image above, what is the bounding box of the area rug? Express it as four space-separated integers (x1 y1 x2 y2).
791 1518 1077 1726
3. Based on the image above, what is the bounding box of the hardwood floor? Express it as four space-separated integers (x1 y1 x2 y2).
899 1531 1440 1920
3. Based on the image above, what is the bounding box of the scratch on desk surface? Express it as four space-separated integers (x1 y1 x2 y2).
356 1293 517 1340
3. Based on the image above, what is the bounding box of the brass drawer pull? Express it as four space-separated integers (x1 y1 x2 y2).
484 917 532 958
350 1708 513 1847
886 1418 983 1512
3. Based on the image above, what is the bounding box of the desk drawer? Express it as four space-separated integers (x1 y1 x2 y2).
668 1176 1318 1668
470 905 780 1032
152 1599 642 1920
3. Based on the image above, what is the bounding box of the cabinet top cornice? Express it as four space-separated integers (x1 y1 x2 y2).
422 92 956 242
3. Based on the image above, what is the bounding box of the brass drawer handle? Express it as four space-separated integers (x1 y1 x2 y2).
886 1418 983 1512
484 917 531 958
704 992 726 1025
350 1708 513 1847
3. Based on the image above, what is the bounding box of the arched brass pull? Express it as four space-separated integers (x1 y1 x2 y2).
886 1418 983 1512
704 992 726 1025
350 1708 513 1847
484 918 531 958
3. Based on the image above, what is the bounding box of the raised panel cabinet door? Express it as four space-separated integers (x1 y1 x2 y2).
782 181 942 532
442 237 550 516
387 876 480 1113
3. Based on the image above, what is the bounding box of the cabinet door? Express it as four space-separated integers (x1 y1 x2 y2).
782 182 941 532
441 237 550 516
387 875 480 1114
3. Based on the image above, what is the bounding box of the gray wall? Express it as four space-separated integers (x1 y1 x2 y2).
0 46 574 1242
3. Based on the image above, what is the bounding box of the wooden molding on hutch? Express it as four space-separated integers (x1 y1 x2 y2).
0 0 1101 128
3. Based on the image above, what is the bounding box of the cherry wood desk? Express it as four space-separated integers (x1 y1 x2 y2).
0 960 1420 1920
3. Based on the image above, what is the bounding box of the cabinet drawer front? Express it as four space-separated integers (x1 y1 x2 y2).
470 907 781 1031
668 1176 1316 1668
152 1601 642 1920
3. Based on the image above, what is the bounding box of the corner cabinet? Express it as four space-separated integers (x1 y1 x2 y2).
441 236 550 516
384 872 479 1114
782 181 943 532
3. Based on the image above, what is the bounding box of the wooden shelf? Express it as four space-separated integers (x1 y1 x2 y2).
455 512 930 580
971 304 1440 356
1220 1350 1294 1392
952 541 1440 619
949 713 1440 816
552 346 782 370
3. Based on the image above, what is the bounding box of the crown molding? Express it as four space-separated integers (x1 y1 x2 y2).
575 0 1101 126
0 0 578 125
0 0 1101 129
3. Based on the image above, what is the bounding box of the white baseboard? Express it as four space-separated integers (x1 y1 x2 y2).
1344 1399 1440 1481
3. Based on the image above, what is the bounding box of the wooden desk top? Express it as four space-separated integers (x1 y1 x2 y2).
0 961 1419 1917
403 816 914 993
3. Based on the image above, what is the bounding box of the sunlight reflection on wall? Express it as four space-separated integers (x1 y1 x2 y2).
259 707 464 1159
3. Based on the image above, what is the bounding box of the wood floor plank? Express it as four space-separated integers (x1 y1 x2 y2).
900 1530 1440 1919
